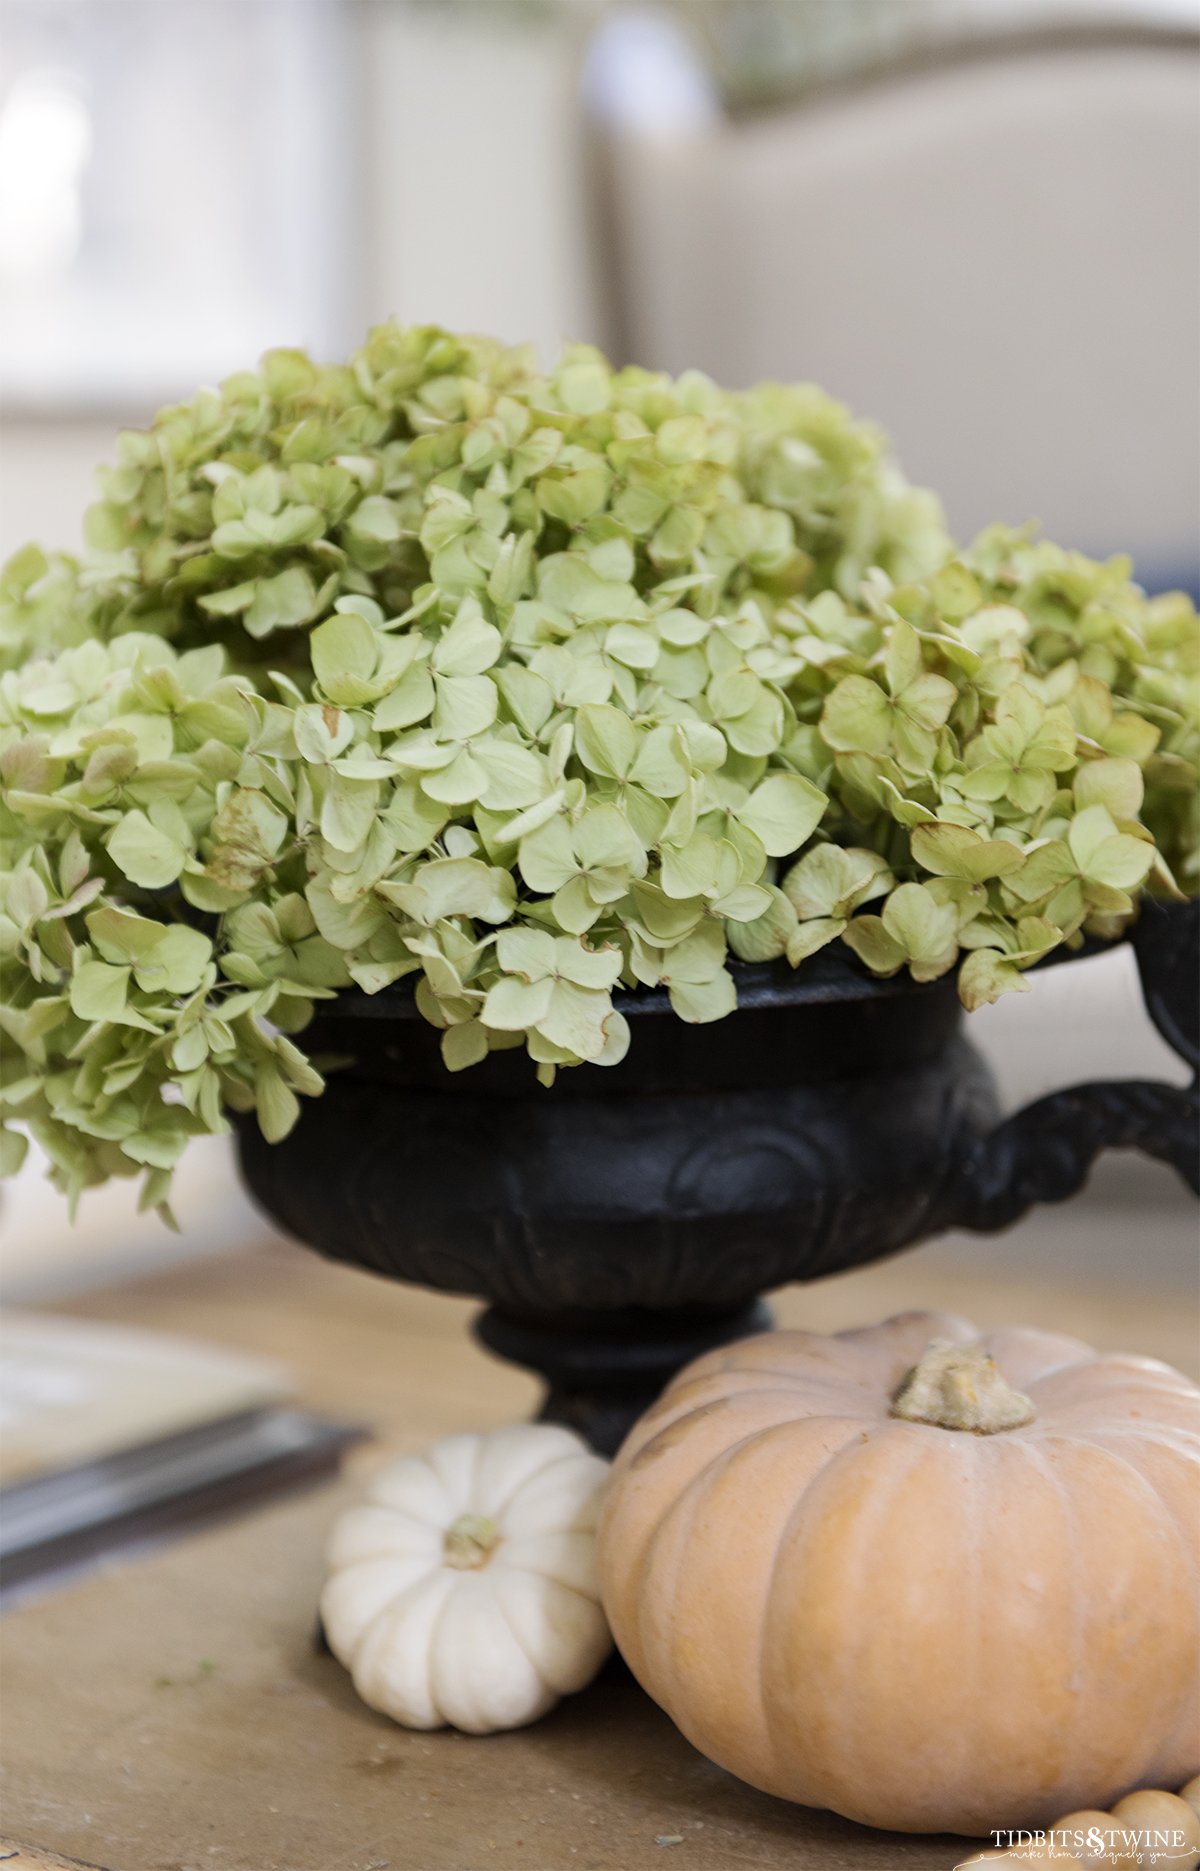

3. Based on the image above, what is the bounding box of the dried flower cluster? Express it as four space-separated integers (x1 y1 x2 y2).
1 326 1194 1213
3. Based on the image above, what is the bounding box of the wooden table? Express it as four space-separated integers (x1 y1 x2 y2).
2 1218 1196 1871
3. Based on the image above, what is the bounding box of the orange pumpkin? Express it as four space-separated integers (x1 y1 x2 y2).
597 1311 1200 1836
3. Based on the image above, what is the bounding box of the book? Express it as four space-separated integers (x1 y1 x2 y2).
0 1312 358 1599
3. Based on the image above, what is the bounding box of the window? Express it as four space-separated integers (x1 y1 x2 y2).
0 0 355 409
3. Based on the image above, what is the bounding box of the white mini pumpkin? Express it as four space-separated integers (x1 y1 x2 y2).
321 1423 612 1733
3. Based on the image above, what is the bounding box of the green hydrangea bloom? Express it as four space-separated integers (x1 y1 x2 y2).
1 326 1194 1213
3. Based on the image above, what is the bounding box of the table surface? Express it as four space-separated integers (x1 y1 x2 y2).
2 1217 1196 1871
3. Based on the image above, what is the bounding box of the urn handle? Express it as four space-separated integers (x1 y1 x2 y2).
944 901 1199 1234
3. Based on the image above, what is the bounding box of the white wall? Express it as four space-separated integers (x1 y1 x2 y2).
355 1 599 363
0 417 127 557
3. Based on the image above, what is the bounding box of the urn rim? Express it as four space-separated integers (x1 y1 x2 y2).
304 907 1172 1030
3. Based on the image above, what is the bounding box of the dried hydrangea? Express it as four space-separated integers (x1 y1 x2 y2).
1 325 1195 1214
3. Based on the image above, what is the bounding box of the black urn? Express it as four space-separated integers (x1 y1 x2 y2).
237 902 1198 1453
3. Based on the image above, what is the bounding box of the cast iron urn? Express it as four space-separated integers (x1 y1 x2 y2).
238 902 1199 1453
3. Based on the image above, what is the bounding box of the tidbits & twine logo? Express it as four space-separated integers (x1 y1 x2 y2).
956 1819 1197 1866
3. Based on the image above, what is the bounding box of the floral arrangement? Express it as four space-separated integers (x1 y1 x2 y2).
1 325 1195 1214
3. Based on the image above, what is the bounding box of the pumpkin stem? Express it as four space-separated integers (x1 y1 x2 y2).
890 1339 1036 1434
443 1512 501 1569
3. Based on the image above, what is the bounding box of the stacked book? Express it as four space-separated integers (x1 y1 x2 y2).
0 1312 356 1601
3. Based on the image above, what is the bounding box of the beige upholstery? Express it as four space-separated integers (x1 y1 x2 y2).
595 32 1200 576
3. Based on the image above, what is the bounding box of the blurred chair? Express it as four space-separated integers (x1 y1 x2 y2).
585 11 1200 589
581 8 1199 1246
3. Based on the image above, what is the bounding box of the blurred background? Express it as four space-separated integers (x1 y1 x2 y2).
1 0 1196 1311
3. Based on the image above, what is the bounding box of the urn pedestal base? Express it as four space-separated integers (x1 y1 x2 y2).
475 1299 775 1456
